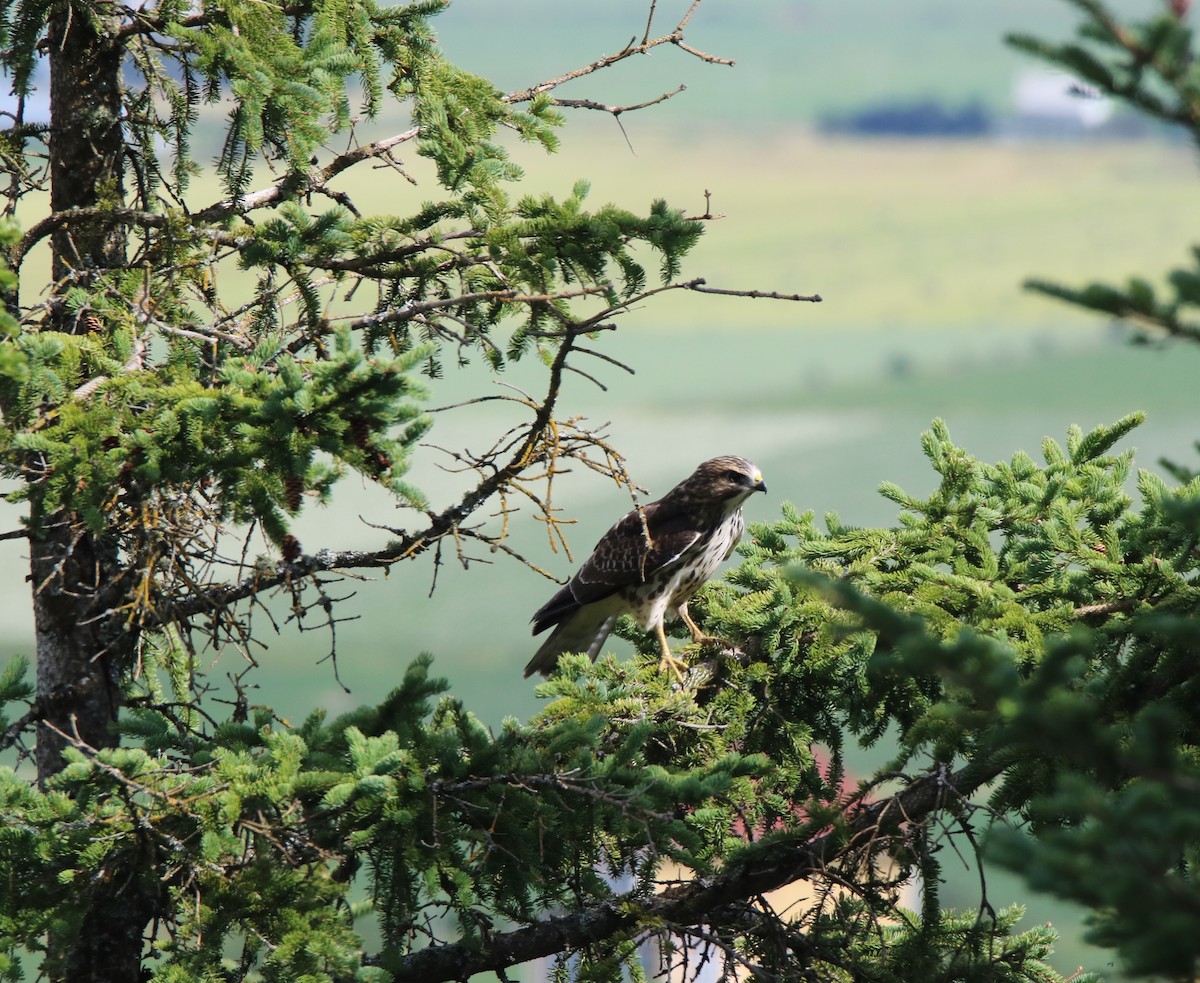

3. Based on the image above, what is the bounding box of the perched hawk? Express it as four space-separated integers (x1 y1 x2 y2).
525 456 767 679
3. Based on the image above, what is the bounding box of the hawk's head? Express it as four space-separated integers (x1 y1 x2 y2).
677 456 767 505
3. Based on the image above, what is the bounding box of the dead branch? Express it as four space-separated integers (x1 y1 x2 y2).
505 2 731 107
549 85 687 118
688 283 823 303
384 758 1005 982
191 128 420 224
12 206 169 269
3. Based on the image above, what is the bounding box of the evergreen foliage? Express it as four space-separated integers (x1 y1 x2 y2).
1008 0 1200 342
0 0 1198 980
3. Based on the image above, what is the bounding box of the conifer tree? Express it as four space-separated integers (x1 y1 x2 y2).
0 1 810 976
0 1 1197 982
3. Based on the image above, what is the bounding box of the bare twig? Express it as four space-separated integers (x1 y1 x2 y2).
191 128 421 224
689 283 823 303
504 2 731 106
549 85 687 118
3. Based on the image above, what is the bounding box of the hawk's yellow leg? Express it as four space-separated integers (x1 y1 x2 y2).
679 602 727 647
654 623 688 683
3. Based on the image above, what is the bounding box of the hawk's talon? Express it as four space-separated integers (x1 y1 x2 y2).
679 605 733 653
654 623 689 683
657 650 689 684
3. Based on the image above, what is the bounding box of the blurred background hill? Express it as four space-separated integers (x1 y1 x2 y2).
436 1 1118 124
2 2 1197 977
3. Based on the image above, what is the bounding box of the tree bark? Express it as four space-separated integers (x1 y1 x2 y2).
35 3 155 979
47 0 126 282
30 519 125 778
32 516 150 983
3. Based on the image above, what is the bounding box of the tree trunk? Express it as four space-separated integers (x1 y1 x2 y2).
47 0 126 282
38 0 128 766
39 0 127 782
35 4 156 980
31 517 151 982
31 520 125 776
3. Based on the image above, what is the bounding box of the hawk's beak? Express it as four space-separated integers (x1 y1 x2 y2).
753 473 767 494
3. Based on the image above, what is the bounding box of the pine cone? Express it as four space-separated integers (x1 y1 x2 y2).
349 417 372 450
283 475 304 512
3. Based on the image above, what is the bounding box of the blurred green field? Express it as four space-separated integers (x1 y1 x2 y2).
435 0 1152 122
506 128 1200 332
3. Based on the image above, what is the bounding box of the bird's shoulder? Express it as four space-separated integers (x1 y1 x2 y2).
576 498 704 584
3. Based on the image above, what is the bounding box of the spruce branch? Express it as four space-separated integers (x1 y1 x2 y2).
315 228 481 274
148 301 603 627
384 759 1004 982
336 285 614 333
1007 0 1200 133
1023 274 1200 343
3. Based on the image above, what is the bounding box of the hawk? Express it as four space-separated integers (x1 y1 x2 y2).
525 456 767 679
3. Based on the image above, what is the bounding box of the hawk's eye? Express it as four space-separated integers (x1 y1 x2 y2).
725 469 743 483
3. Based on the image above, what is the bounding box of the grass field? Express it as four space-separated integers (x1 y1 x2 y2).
503 127 1200 333
4 127 1200 979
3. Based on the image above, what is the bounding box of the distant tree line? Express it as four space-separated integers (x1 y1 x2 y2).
817 97 1163 139
819 99 993 137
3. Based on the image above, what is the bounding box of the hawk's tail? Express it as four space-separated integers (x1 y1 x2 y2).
523 611 617 677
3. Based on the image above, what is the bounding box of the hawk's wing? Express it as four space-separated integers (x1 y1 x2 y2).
524 500 703 677
532 500 702 632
